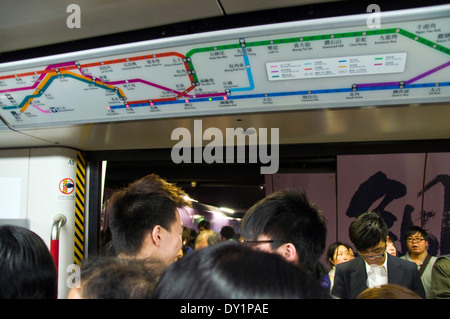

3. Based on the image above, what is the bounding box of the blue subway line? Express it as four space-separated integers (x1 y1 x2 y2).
229 48 255 93
107 81 449 110
5 73 122 110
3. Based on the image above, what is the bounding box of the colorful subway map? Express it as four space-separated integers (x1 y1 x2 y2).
0 12 449 129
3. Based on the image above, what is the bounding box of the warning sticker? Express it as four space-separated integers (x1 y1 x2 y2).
59 178 74 195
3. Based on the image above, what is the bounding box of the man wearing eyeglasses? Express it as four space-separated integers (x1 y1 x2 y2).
401 226 437 298
331 211 425 299
240 189 327 280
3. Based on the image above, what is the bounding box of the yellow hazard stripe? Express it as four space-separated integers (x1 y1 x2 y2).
75 215 84 231
75 195 85 213
74 151 86 266
76 177 85 192
76 165 85 183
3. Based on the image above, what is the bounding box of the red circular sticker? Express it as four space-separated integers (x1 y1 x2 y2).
59 178 74 195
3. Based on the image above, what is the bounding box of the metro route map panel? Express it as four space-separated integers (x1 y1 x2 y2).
0 7 449 128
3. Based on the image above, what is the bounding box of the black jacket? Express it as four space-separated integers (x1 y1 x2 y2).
331 254 425 299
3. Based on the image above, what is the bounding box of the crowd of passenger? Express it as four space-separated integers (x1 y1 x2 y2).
0 173 449 299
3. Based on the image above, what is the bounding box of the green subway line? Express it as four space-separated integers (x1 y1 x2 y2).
186 43 241 56
186 44 241 82
246 28 399 47
186 27 449 83
398 29 450 55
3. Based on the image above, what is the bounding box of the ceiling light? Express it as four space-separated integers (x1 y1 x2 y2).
183 195 198 202
219 207 235 214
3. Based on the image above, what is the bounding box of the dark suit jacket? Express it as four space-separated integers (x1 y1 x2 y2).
331 254 425 299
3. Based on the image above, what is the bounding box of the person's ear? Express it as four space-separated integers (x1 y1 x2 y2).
135 228 160 259
279 243 298 263
150 225 162 247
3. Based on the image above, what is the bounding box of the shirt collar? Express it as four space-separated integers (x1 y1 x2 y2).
364 252 388 272
405 251 427 265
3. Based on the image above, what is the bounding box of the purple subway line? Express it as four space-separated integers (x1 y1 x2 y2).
106 78 182 95
0 61 77 94
2 60 448 99
405 60 450 84
357 81 399 88
189 92 228 98
358 60 450 88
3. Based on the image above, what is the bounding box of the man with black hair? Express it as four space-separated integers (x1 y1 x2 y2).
198 219 210 232
154 242 332 299
331 211 425 299
220 225 236 242
401 225 437 298
108 173 190 267
67 257 164 299
240 189 327 277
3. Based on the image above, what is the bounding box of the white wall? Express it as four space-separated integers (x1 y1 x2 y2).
0 147 78 299
0 149 30 220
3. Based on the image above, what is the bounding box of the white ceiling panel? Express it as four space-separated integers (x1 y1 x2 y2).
219 0 338 14
0 0 224 53
5 102 449 151
0 128 56 148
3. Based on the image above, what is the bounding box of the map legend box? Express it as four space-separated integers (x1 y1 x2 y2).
266 53 408 81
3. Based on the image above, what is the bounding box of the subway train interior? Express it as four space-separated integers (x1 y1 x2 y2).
0 0 449 298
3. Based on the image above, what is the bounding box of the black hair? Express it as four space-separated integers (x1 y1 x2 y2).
240 189 327 272
404 226 429 241
220 225 236 240
198 219 210 230
0 225 57 299
182 226 197 251
153 242 331 299
349 211 388 252
109 174 190 255
79 257 164 299
326 242 353 267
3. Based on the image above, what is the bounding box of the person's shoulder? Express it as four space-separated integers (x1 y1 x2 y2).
336 257 362 271
436 254 450 262
389 254 417 269
399 254 408 260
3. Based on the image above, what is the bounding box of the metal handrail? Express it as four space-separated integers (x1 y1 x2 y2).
50 214 67 277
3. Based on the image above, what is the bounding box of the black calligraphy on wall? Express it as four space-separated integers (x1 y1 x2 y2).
346 171 449 256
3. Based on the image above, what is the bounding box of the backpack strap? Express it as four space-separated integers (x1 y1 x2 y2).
419 254 432 277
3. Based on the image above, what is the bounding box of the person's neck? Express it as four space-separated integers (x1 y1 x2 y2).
118 248 152 261
377 253 387 266
409 251 427 265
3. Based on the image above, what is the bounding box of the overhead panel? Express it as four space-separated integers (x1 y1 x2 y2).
0 118 8 131
0 5 448 130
